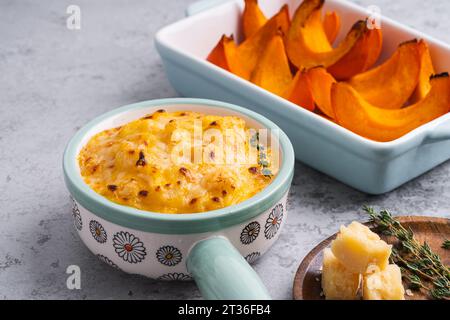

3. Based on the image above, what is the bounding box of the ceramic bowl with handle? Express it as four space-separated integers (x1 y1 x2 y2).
63 98 295 299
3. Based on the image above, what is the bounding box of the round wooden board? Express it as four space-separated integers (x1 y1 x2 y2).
292 216 450 300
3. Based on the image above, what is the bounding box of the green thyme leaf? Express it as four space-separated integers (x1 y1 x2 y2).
442 240 450 250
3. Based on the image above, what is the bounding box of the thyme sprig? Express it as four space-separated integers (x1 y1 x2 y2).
443 240 450 250
363 206 450 300
250 132 273 178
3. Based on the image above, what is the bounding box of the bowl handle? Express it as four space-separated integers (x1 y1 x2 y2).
187 236 271 300
426 120 450 142
186 0 233 16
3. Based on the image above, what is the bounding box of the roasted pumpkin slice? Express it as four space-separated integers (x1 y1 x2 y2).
411 40 435 103
229 5 290 80
332 73 450 142
363 27 384 72
242 0 268 39
283 70 315 111
323 11 341 44
283 67 336 115
286 0 366 69
328 26 383 80
307 67 336 118
207 35 237 71
347 39 421 109
251 34 293 96
301 7 333 52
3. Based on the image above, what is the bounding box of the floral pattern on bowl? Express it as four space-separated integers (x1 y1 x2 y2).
71 192 288 280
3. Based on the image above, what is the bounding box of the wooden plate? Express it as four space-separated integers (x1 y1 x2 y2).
293 216 450 300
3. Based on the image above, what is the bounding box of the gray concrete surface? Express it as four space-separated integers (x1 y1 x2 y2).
0 0 449 300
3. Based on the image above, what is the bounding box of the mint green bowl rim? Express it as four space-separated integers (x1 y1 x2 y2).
63 98 295 234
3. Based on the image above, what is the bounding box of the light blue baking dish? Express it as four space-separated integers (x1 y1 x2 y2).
155 0 450 194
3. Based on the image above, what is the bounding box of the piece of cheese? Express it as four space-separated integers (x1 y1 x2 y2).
322 248 361 300
363 264 405 300
331 221 391 273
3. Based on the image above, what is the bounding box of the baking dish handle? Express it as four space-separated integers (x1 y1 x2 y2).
187 237 271 300
426 120 450 142
186 0 233 16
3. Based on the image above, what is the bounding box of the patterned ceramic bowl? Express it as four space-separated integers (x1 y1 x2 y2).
63 98 295 299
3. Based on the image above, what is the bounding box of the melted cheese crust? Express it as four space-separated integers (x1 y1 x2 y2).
78 110 275 214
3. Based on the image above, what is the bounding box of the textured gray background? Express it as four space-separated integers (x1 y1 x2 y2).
0 0 449 300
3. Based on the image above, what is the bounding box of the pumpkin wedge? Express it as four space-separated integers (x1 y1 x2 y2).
307 67 337 118
286 0 366 69
347 39 421 109
328 26 383 80
283 70 315 111
301 7 333 52
411 40 435 103
229 5 290 80
283 67 336 115
242 0 268 39
332 73 450 142
251 34 293 96
207 35 237 71
323 11 341 44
